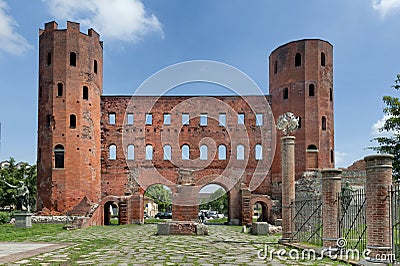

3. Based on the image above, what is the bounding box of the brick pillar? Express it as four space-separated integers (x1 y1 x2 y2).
321 168 342 249
172 185 198 222
241 183 252 225
129 194 143 224
281 136 295 242
364 154 393 262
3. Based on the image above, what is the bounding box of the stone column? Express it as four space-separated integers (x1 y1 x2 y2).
321 168 342 249
364 154 393 262
281 136 295 242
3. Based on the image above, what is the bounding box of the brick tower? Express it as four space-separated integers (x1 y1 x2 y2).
36 21 103 213
269 39 335 187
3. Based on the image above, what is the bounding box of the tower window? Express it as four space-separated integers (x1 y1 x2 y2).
164 114 171 125
70 52 76 66
238 113 245 125
309 84 315 96
219 113 226 126
200 145 208 160
46 114 51 128
297 116 302 129
255 144 262 160
109 113 116 125
146 145 153 160
283 88 288 100
295 53 301 67
57 83 63 97
274 60 278 74
145 113 152 125
54 144 65 168
83 86 88 100
127 113 134 125
46 52 52 66
321 52 326 67
330 88 333 102
109 145 117 160
307 144 318 151
182 113 189 125
70 114 76 128
322 116 327 130
163 145 171 160
127 145 134 160
256 114 263 126
182 144 190 160
330 149 334 163
94 60 98 74
200 114 207 126
237 144 245 160
218 145 226 160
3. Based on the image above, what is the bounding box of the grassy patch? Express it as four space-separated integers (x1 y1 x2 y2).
144 218 166 224
0 223 64 242
206 217 228 223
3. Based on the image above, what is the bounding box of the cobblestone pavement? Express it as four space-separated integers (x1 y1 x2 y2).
4 224 349 265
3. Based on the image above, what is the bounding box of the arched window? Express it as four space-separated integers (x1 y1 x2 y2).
127 145 134 160
255 144 262 160
83 86 88 100
70 114 76 128
57 83 63 97
182 145 190 160
309 84 315 96
297 116 302 129
200 145 208 160
218 145 226 160
46 114 51 128
330 88 333 102
274 60 278 74
109 145 117 160
330 149 334 163
237 144 244 160
321 52 326 67
94 60 98 74
70 52 76 66
307 144 318 151
283 87 288 100
46 52 52 66
322 116 327 130
163 145 171 160
54 144 65 168
146 145 153 160
295 53 301 67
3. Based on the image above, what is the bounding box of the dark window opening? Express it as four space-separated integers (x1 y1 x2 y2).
39 86 42 99
283 88 288 100
330 88 333 101
57 83 63 97
46 114 51 128
54 145 65 168
330 149 334 163
274 61 278 74
321 52 326 66
46 52 51 66
307 144 318 151
94 60 98 74
83 86 89 100
322 116 327 130
295 53 301 67
309 84 315 96
70 114 76 128
70 52 76 66
297 116 301 129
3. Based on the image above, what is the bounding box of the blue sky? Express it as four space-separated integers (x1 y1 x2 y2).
0 0 399 168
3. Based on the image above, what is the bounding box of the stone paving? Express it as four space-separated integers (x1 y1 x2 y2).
1 224 350 265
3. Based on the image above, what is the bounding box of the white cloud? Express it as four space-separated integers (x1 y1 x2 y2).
0 0 32 55
335 151 349 167
371 115 395 137
42 0 164 42
372 0 400 18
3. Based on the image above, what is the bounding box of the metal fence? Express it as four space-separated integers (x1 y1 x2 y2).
337 188 367 253
292 196 323 245
390 182 400 259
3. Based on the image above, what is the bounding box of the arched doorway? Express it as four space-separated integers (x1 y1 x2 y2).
104 201 119 225
198 184 229 224
253 201 268 222
144 184 172 219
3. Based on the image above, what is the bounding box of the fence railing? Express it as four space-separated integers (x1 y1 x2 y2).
390 182 400 259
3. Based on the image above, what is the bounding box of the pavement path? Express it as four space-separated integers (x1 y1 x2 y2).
0 224 350 265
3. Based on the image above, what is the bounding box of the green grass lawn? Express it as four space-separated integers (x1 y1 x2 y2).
0 223 64 242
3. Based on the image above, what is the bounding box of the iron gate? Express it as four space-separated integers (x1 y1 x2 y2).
337 188 367 253
292 196 323 245
391 182 400 259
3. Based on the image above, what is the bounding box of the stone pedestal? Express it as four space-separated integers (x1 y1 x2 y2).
14 212 33 228
157 221 208 235
251 222 269 235
280 136 295 242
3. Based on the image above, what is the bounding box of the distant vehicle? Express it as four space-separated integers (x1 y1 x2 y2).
155 212 172 219
144 211 149 219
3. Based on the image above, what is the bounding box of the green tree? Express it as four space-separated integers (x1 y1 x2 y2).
199 188 228 214
0 158 37 211
144 184 172 212
370 74 400 180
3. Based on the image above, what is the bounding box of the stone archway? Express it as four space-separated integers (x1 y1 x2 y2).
251 195 273 224
104 201 119 225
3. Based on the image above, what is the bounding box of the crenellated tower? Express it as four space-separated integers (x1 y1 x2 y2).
269 39 335 187
37 21 103 213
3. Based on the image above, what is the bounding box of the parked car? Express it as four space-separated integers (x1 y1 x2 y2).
155 212 172 219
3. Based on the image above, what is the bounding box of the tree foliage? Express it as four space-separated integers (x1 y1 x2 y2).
0 158 37 211
370 74 400 179
199 188 228 214
144 184 172 212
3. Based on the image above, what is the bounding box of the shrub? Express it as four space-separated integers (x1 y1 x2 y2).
0 212 10 224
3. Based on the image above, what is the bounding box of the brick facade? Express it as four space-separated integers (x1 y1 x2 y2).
36 21 335 225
